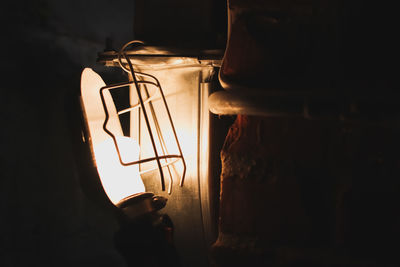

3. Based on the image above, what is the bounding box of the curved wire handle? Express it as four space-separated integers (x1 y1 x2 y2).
99 40 186 193
117 40 145 74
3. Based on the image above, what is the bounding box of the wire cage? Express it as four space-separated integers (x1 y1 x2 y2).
99 40 186 194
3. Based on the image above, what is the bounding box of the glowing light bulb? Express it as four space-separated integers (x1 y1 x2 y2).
81 68 146 205
95 136 145 204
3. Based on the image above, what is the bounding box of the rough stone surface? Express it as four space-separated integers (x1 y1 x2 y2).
211 115 400 266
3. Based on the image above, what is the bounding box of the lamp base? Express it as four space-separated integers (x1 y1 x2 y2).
114 193 181 267
117 192 167 219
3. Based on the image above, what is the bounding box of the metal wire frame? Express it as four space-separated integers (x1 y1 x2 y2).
98 41 186 193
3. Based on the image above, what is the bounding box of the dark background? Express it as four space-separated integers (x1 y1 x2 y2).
1 1 135 266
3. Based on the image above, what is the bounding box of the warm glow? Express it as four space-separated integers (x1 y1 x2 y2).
81 68 146 205
95 136 144 204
